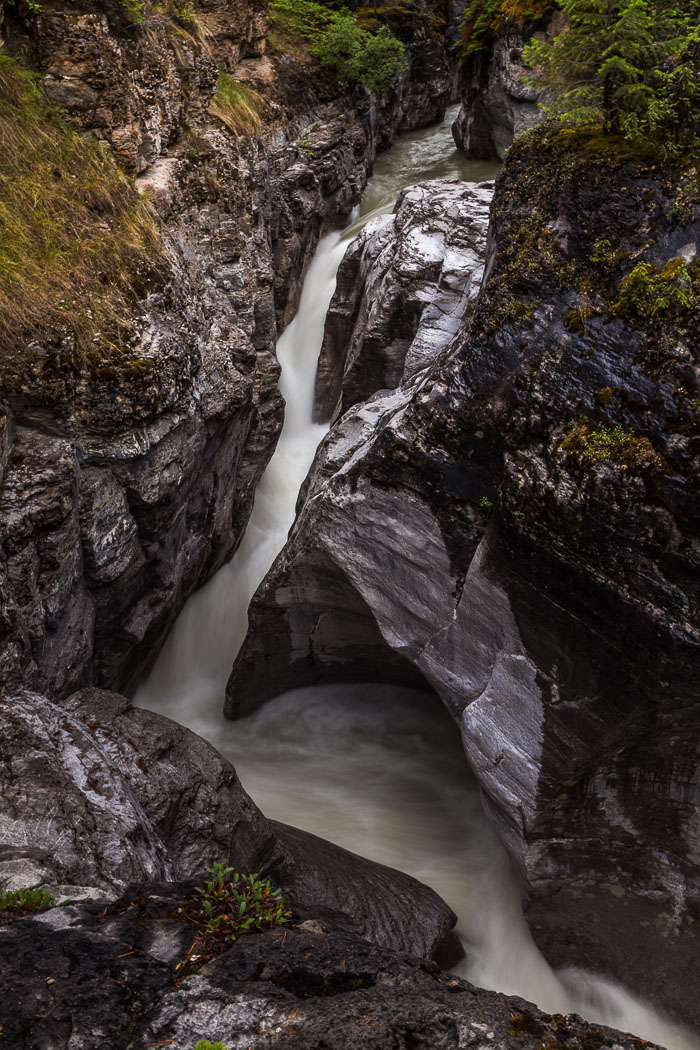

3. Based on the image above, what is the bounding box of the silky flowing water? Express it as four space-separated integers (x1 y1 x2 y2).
135 107 698 1050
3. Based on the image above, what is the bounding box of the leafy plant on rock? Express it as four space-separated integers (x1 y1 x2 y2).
177 864 291 973
0 887 57 914
612 256 698 327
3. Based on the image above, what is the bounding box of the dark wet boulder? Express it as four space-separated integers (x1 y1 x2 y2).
0 885 666 1050
0 689 460 966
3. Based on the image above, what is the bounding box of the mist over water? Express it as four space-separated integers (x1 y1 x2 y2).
135 109 698 1050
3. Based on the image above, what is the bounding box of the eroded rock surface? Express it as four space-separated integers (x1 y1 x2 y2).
0 888 663 1050
0 5 451 699
314 179 493 423
451 12 563 159
227 128 700 1026
0 689 460 965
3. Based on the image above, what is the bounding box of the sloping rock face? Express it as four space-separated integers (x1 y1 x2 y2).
451 11 563 159
314 179 493 423
0 688 461 964
227 129 700 1027
227 178 495 711
0 688 268 892
0 6 451 700
0 890 663 1050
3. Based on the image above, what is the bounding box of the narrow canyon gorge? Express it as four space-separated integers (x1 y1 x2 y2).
0 1 697 1048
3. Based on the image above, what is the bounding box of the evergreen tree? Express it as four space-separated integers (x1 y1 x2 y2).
524 0 700 155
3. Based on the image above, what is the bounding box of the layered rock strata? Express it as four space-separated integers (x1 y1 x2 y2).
0 5 451 700
227 132 700 1026
314 179 493 423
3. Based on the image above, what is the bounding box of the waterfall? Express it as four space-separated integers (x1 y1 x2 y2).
135 108 698 1050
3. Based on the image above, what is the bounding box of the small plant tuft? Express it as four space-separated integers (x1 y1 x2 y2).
612 257 698 328
193 864 290 940
192 1041 230 1050
177 865 291 974
0 887 57 914
297 135 315 157
562 421 667 472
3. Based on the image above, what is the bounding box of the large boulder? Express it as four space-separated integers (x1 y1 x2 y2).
0 688 460 965
226 129 700 1027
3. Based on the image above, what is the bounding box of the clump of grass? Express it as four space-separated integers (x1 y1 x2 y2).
0 53 165 390
209 72 268 136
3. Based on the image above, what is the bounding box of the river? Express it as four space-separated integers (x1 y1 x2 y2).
135 106 698 1050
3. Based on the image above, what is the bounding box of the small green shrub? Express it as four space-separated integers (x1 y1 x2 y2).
192 1041 230 1050
562 421 667 472
310 18 407 91
0 887 56 914
479 495 493 509
193 864 290 940
268 0 406 92
177 864 291 975
297 135 315 156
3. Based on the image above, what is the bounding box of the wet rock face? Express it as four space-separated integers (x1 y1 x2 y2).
228 179 494 712
0 689 269 892
314 179 493 423
0 888 663 1050
228 131 700 1026
451 14 563 159
400 40 453 131
0 114 285 698
0 689 460 966
0 10 452 699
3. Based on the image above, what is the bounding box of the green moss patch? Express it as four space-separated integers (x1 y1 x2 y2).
562 421 667 472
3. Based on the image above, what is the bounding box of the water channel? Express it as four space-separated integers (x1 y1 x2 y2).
135 106 698 1050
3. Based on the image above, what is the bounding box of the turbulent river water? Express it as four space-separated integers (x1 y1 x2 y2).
135 107 698 1050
